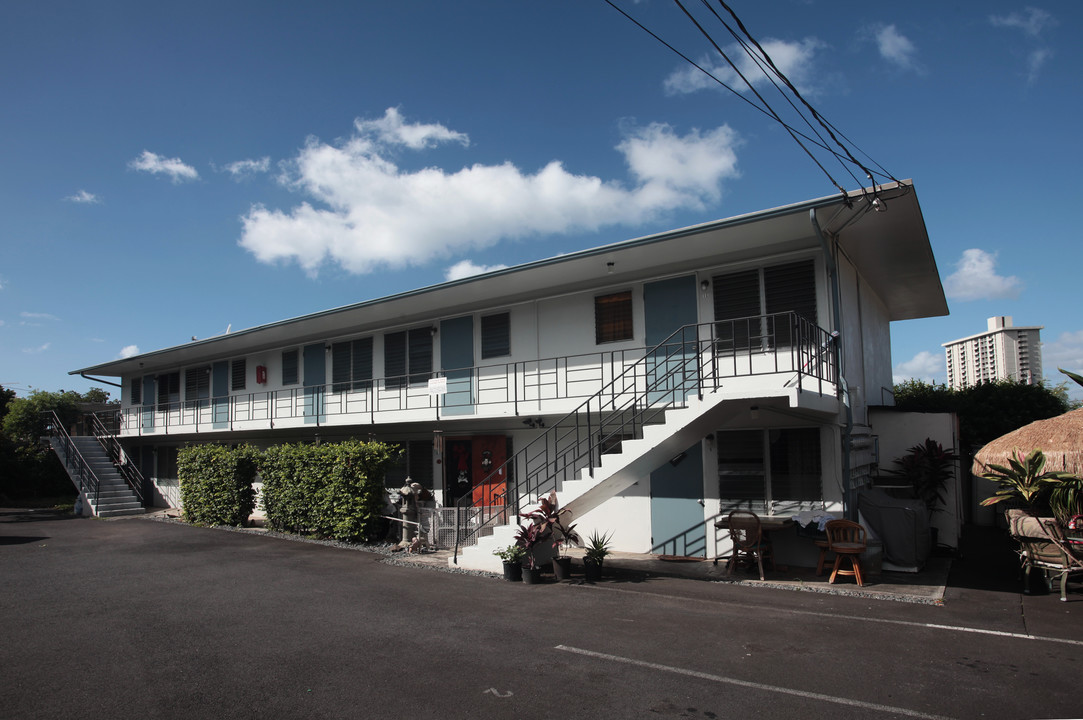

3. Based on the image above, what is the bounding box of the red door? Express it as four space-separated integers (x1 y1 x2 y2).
472 435 507 507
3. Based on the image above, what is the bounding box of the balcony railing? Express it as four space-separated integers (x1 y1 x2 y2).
451 314 839 559
118 312 838 437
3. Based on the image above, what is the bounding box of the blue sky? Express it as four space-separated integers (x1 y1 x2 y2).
2 1 1080 399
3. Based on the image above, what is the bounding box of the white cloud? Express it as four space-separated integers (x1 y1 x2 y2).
989 7 1057 83
222 157 271 179
1025 47 1052 83
20 311 59 326
118 344 140 359
355 107 469 150
22 343 50 355
664 38 822 96
445 260 509 281
129 150 199 183
65 189 100 204
239 109 742 276
989 7 1055 38
942 249 1022 301
872 24 920 71
893 350 944 385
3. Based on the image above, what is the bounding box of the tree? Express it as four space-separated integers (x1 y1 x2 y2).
893 378 1069 451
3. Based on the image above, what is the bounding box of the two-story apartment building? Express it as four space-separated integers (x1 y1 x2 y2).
71 181 947 571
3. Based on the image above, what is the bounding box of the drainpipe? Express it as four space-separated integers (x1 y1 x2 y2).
810 210 854 519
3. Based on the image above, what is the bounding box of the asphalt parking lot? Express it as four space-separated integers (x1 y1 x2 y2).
3 509 1081 719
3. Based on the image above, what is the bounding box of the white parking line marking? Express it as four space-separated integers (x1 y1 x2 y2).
584 585 1083 647
555 644 955 720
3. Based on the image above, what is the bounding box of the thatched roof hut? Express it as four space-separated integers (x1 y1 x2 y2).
972 407 1083 476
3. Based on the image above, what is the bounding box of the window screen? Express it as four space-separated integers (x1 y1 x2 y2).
595 291 633 344
157 372 179 407
408 328 433 385
282 349 299 386
764 260 817 346
130 377 142 405
481 312 511 359
712 269 761 350
385 332 407 389
231 359 247 391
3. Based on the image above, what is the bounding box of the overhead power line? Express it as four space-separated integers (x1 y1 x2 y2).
604 0 903 206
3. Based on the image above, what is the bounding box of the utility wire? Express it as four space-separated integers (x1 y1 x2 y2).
604 0 901 198
670 0 848 195
602 0 865 169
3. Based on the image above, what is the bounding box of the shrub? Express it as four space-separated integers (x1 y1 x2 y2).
259 440 400 542
178 444 260 527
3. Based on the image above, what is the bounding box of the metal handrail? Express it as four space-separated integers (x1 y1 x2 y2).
452 313 839 562
88 411 144 504
42 410 100 508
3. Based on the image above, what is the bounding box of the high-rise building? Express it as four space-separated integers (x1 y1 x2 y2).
943 316 1043 390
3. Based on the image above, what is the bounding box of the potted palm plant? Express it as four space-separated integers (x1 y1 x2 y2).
583 530 612 582
493 544 525 582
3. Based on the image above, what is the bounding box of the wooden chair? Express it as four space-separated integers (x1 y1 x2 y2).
723 510 774 581
1007 509 1083 601
825 519 866 586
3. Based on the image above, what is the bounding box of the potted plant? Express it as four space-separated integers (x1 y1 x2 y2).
582 530 612 582
493 544 525 582
514 520 548 584
882 438 957 518
517 490 579 580
979 448 1074 514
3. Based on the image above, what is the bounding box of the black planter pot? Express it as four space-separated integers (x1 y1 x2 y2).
522 567 544 584
502 561 523 582
552 556 572 580
583 557 603 582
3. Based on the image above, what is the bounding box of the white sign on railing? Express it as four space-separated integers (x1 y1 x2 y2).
428 377 447 396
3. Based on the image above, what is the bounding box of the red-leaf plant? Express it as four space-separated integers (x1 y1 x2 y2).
514 490 580 569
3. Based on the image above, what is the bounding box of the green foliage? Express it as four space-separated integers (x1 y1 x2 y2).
178 444 260 527
584 530 613 562
1048 476 1083 525
979 449 1075 511
893 378 1069 450
259 440 400 542
882 438 958 514
2 390 81 443
493 544 526 564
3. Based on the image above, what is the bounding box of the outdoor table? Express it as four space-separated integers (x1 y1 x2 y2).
714 515 794 532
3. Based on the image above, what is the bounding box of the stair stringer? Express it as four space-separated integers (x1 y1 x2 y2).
451 391 742 573
49 437 145 518
559 392 745 522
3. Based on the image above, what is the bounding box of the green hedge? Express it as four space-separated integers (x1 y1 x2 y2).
260 440 399 542
178 444 260 527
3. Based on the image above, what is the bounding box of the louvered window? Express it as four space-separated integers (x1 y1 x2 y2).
408 328 433 385
595 291 633 344
713 269 760 350
282 349 299 386
331 338 372 392
713 260 817 350
481 312 511 359
130 377 142 405
718 427 822 511
764 260 817 347
231 359 246 391
157 372 180 407
385 332 407 389
184 366 210 408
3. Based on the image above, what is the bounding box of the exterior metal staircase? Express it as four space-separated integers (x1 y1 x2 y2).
451 315 839 572
45 411 145 518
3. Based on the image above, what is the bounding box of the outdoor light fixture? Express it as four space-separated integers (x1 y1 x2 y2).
872 196 887 213
606 261 614 274
430 326 438 336
669 451 686 467
750 406 760 420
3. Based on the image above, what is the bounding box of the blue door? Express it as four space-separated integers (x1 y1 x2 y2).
303 343 325 424
650 441 706 557
441 316 474 416
212 361 229 429
141 376 155 432
644 275 698 404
